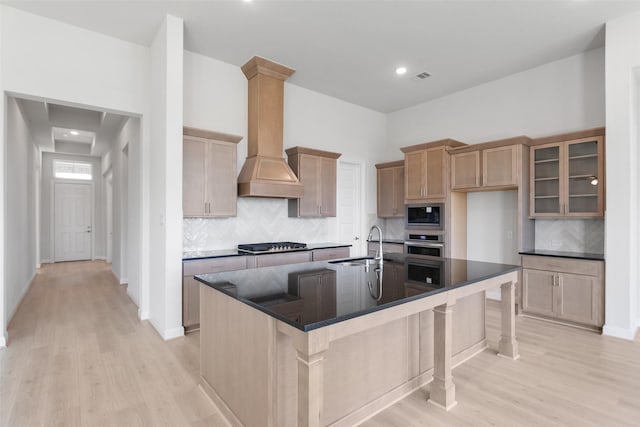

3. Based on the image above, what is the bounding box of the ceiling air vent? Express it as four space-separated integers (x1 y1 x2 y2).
410 71 431 83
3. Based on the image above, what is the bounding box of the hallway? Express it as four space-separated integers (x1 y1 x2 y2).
0 261 224 426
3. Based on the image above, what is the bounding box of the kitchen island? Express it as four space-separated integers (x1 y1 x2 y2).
195 255 520 427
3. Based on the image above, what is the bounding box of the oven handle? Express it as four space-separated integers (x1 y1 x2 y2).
404 241 444 248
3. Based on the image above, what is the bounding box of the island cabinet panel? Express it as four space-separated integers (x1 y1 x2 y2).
376 161 405 218
182 128 242 218
287 147 341 217
521 255 604 329
530 132 604 218
450 144 520 191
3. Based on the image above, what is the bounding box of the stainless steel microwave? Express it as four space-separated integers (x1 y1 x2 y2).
406 203 444 229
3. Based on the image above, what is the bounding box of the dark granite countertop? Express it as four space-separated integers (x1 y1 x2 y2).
183 242 351 261
519 250 604 261
195 254 520 332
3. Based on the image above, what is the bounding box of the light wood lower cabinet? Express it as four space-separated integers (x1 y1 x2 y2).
521 255 604 329
367 242 405 257
183 247 351 332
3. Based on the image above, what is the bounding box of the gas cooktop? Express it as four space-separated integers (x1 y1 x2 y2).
237 242 307 254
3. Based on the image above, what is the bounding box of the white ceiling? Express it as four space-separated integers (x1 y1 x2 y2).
16 98 127 157
5 1 640 112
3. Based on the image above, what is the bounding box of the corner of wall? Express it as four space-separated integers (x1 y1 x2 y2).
0 330 7 348
162 326 185 341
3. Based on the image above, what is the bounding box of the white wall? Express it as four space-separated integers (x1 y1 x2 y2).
387 48 606 268
3 96 39 344
1 6 6 347
149 15 184 340
40 152 103 262
0 5 152 342
604 11 640 339
387 47 605 149
182 52 387 252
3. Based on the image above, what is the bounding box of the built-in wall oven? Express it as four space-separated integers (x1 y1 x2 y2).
406 203 444 230
404 232 445 259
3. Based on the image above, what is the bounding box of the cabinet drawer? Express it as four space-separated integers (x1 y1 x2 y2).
253 251 311 268
183 256 248 276
521 255 602 276
312 247 350 261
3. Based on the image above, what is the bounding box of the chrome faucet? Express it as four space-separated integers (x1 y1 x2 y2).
367 225 383 263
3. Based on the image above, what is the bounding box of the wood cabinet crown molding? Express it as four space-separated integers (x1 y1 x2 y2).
375 160 404 169
183 126 242 144
400 138 466 153
241 56 295 81
529 127 605 146
448 135 531 154
285 146 342 159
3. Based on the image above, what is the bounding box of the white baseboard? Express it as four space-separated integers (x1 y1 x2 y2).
8 272 37 326
603 324 638 341
0 330 7 348
148 317 184 341
40 259 51 264
138 309 149 320
119 277 128 285
163 326 185 341
94 256 107 261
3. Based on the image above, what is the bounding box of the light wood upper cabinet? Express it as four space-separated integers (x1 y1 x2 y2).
376 161 404 218
182 127 242 218
530 131 604 218
450 144 519 191
402 142 462 202
287 147 341 217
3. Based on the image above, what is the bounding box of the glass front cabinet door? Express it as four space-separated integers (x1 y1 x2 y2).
530 136 604 218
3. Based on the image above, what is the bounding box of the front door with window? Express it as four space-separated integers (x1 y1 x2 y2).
54 182 92 261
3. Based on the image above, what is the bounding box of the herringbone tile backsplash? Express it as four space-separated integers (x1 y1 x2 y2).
535 219 604 253
183 198 331 251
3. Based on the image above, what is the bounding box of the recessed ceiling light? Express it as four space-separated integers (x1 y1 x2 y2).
70 130 79 135
395 67 407 76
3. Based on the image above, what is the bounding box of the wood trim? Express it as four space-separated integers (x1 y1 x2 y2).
241 56 296 81
285 146 342 159
400 138 467 153
375 160 404 169
183 126 242 143
448 135 531 154
529 127 605 146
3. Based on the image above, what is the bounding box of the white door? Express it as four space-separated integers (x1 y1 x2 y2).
54 182 92 262
338 161 363 256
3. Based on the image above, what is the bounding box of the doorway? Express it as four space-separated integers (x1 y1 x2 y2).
338 161 363 256
54 182 93 262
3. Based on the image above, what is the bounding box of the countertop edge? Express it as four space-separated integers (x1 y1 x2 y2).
184 243 352 261
519 251 605 261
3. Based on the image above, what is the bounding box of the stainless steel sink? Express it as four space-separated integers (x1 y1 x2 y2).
329 257 378 267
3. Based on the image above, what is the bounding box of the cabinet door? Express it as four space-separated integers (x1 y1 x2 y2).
531 144 562 217
183 137 207 217
377 167 395 217
319 157 337 216
522 269 556 317
425 148 445 199
207 140 237 217
451 151 480 190
565 137 604 217
298 155 321 216
183 276 201 330
483 145 518 187
393 166 405 216
405 151 425 201
557 273 602 326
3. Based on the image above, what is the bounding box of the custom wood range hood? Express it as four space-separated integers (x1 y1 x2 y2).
237 56 304 198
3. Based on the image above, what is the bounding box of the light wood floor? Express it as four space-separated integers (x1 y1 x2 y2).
2 261 640 426
0 261 226 427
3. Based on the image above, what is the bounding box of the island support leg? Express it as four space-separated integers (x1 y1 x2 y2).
429 303 457 410
498 281 520 360
295 336 329 427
